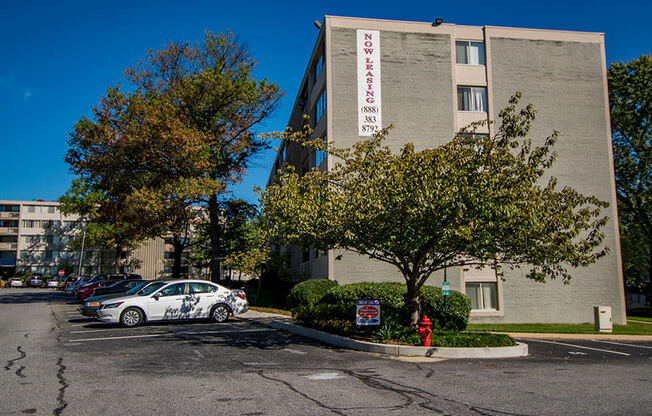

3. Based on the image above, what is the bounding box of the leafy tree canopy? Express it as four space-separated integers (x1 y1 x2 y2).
608 55 651 295
260 94 610 326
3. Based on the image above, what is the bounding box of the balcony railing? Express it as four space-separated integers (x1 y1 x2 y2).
0 242 18 250
0 212 19 219
0 227 18 235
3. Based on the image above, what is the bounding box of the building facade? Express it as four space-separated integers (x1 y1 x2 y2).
0 200 200 280
268 16 626 324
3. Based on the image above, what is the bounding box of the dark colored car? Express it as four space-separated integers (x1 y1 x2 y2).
93 279 145 297
28 275 43 287
79 281 150 317
77 279 122 300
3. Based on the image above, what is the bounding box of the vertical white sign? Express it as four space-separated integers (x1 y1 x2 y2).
357 30 381 136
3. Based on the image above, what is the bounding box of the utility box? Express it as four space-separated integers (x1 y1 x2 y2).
594 306 612 333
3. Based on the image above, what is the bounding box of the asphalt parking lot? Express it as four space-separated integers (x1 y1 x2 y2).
2 288 652 415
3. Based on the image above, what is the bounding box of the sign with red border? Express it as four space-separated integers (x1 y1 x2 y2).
356 299 380 326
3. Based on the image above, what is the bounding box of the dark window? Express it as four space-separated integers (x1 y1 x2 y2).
189 283 216 294
159 283 186 297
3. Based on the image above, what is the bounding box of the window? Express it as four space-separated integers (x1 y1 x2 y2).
1 220 19 227
456 40 485 65
463 265 500 312
313 89 326 124
313 44 325 82
189 283 216 294
466 282 498 310
26 205 36 213
315 135 326 168
0 205 19 212
159 283 185 297
457 87 487 112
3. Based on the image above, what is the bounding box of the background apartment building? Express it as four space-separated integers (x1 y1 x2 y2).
0 200 199 280
268 16 625 324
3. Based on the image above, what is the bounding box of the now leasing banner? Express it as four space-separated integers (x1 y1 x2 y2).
357 30 381 136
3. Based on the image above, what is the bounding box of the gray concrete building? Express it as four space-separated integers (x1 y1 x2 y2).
268 16 625 324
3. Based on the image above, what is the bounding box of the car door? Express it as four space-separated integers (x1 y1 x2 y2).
188 283 218 318
146 283 188 321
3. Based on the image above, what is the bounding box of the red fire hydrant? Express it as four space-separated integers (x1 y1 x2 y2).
416 316 433 347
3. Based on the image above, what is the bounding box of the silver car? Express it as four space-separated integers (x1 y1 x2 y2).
96 280 248 327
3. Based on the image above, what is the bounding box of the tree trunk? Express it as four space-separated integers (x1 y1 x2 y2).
208 194 222 282
406 277 421 327
648 249 652 314
115 245 122 274
172 236 184 279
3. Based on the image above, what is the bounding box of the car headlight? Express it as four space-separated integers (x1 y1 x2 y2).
102 302 124 309
86 302 100 307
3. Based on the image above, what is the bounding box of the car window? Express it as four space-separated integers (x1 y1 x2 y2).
189 283 216 294
159 283 185 297
138 282 167 296
127 282 148 295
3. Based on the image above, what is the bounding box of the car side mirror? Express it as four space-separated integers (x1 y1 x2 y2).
152 293 160 301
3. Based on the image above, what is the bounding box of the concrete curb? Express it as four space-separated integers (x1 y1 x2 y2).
270 321 528 359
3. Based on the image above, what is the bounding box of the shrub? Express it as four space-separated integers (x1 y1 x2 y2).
287 279 339 310
296 282 471 333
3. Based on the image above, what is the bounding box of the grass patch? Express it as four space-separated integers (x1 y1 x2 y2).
248 306 291 316
629 316 652 323
468 322 652 336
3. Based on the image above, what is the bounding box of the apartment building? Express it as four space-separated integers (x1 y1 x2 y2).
0 200 199 280
267 16 625 324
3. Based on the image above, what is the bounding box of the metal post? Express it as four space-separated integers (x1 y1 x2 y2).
443 266 448 313
77 228 86 276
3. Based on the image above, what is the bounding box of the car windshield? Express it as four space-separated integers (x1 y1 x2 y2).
137 282 167 296
125 282 148 295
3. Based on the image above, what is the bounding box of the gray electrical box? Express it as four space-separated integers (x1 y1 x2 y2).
594 306 612 333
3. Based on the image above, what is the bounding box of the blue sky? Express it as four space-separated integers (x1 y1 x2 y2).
1 0 650 204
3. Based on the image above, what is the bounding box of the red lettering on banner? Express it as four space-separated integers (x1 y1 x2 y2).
365 71 374 77
365 33 372 40
366 58 372 63
366 78 374 84
366 90 374 97
364 41 373 47
366 64 373 70
364 48 374 55
366 97 375 103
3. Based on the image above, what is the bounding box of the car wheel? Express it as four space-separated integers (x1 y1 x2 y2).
211 304 230 323
120 307 143 327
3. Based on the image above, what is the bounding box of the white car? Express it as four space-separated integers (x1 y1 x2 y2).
96 280 248 327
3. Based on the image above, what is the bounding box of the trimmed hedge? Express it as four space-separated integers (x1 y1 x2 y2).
293 281 471 333
286 279 339 310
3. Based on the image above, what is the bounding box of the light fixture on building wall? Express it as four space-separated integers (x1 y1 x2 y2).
314 20 322 29
433 18 443 26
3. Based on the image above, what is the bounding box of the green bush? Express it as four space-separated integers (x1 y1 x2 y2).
287 279 339 310
296 282 471 333
429 332 516 347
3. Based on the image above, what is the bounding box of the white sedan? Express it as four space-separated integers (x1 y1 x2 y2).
96 280 248 327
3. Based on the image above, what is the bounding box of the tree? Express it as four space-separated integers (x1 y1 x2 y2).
260 94 610 327
64 32 282 280
608 55 651 306
124 31 283 281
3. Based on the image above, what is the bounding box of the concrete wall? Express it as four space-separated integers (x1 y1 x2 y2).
486 35 624 324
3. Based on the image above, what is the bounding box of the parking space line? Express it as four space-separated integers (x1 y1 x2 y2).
522 339 631 356
70 329 142 334
69 328 276 342
590 340 652 350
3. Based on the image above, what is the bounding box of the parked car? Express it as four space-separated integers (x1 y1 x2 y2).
79 281 151 317
96 280 249 327
72 274 141 297
77 279 123 300
46 277 62 288
93 279 145 297
9 277 24 288
28 275 43 287
72 275 107 296
63 275 81 294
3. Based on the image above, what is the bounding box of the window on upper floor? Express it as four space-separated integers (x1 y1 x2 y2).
456 40 485 65
313 89 326 124
315 135 326 168
313 43 325 83
457 86 487 112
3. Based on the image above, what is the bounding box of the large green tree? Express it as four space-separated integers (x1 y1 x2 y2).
64 32 282 280
260 94 610 327
608 55 651 305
